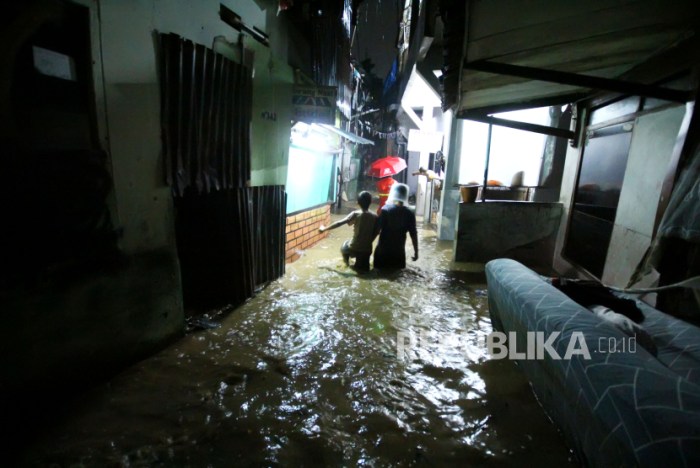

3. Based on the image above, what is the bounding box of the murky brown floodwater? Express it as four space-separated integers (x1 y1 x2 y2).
24 216 576 466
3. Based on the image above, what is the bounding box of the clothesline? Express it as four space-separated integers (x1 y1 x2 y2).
354 120 402 139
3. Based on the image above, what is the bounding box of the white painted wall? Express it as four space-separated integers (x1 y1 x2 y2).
246 39 294 187
98 0 285 253
101 0 265 84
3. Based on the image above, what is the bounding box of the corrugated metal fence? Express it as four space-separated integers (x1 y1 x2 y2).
252 186 287 287
160 32 251 194
173 186 286 309
159 33 285 310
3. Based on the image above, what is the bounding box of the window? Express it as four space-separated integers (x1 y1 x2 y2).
563 123 633 277
458 107 551 187
286 145 337 214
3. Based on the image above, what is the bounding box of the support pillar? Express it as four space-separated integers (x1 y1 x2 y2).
437 111 460 241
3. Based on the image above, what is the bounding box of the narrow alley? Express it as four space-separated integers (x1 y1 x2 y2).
23 219 573 466
5 1 700 465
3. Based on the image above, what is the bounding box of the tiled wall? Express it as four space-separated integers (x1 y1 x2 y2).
285 205 331 263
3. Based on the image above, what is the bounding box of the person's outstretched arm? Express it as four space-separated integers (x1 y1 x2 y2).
319 212 355 232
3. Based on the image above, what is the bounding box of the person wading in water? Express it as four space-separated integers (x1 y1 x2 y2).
373 183 418 270
319 191 378 271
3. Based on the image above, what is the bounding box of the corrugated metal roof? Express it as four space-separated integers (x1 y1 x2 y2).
441 0 699 114
313 123 375 145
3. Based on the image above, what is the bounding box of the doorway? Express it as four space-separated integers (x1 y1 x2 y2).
1 0 117 289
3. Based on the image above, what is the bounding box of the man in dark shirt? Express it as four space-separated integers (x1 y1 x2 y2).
373 183 418 269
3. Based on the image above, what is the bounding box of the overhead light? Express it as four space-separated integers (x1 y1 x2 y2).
290 122 338 153
433 69 443 78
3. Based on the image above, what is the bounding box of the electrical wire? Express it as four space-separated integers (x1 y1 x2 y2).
608 276 700 294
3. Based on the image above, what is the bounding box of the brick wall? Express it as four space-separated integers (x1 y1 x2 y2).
285 205 332 263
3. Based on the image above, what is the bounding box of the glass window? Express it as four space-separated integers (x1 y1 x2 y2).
564 123 633 277
286 145 336 214
642 74 692 111
589 96 640 125
457 107 550 187
493 106 551 125
458 120 490 185
488 121 547 186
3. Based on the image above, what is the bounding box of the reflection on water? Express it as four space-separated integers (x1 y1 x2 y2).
25 221 575 466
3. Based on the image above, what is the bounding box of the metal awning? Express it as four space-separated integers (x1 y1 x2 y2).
312 124 374 145
440 0 699 115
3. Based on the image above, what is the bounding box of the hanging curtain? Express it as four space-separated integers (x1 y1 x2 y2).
627 99 700 332
656 147 700 241
630 103 699 283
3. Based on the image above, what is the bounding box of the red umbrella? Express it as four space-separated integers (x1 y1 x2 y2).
367 156 407 178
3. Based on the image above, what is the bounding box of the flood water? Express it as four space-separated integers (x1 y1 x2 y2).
23 217 576 466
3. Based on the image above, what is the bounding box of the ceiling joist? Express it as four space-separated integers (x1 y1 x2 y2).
459 92 587 116
458 112 575 140
463 60 692 103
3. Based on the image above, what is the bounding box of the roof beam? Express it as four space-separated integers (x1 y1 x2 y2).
586 34 700 109
458 112 575 140
459 91 587 116
463 60 692 103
